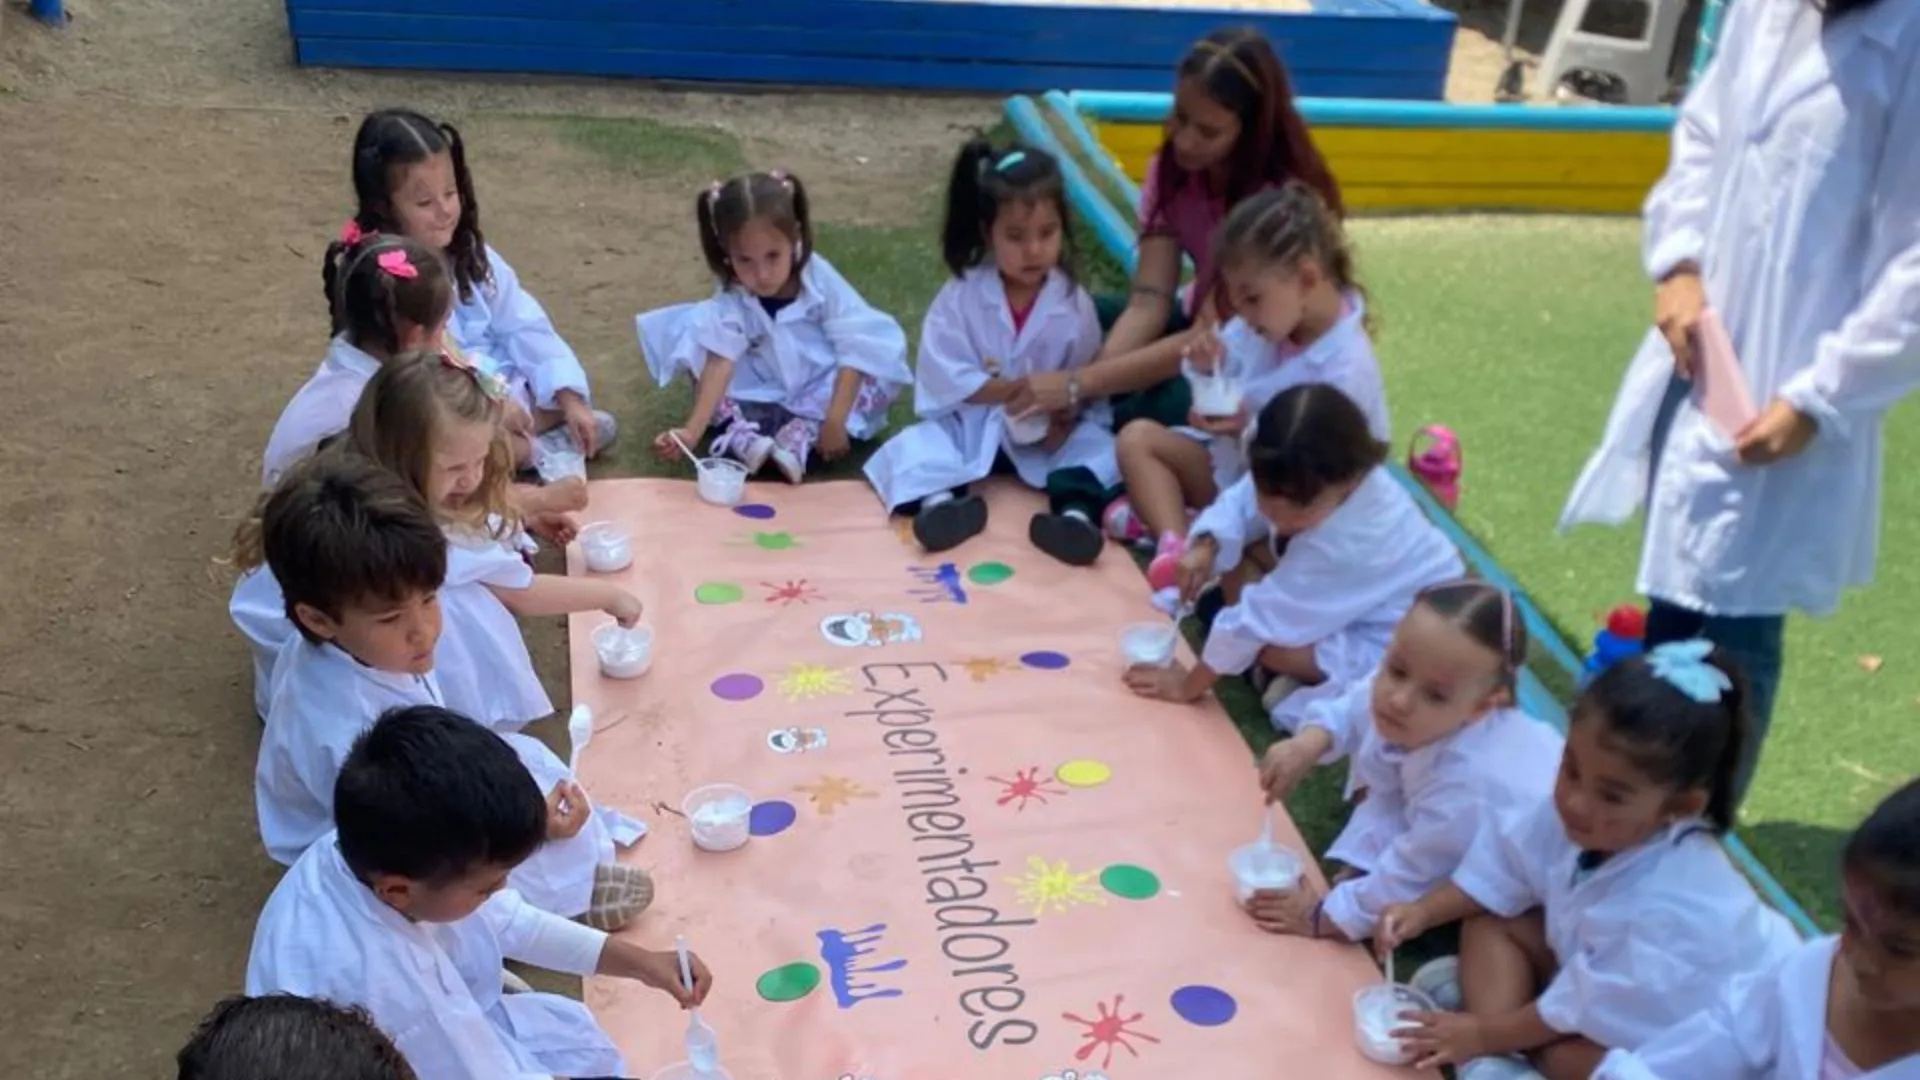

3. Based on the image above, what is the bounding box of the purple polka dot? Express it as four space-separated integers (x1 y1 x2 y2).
1170 984 1238 1027
749 800 797 837
1020 650 1071 670
734 503 777 520
710 673 764 701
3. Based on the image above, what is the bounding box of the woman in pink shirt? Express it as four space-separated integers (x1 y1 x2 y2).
1025 28 1343 434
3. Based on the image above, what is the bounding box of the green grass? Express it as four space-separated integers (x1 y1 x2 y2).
548 115 746 177
560 112 1907 930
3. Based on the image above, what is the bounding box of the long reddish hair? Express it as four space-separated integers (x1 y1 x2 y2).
1154 28 1343 220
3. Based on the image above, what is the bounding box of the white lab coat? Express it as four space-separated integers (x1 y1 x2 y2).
1452 799 1801 1051
1559 0 1920 617
1186 295 1390 491
637 254 910 439
261 335 380 487
1596 936 1920 1080
247 839 624 1080
451 246 592 414
256 636 440 865
231 566 292 722
497 731 642 920
1300 674 1563 940
1195 468 1464 731
863 267 1117 509
434 525 553 733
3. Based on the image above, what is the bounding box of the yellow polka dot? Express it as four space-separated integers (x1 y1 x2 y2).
1056 759 1112 788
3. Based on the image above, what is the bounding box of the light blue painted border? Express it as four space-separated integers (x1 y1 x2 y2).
1068 89 1678 132
1009 92 1820 939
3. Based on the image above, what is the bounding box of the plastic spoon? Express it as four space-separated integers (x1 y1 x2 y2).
1258 803 1274 850
676 935 719 1074
668 430 699 466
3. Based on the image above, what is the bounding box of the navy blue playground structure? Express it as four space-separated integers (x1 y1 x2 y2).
282 0 1458 100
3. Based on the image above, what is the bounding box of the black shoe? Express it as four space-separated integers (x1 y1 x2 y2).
1028 512 1103 567
1193 585 1227 634
912 495 988 553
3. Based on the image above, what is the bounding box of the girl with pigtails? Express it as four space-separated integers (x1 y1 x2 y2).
638 169 910 483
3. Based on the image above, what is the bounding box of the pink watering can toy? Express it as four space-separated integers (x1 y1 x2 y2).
1408 424 1462 511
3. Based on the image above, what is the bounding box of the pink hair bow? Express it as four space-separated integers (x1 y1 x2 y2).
340 219 370 246
376 250 418 280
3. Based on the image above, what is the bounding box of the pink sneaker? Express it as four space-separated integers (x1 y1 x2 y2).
1408 424 1462 512
1145 533 1186 593
1102 497 1149 545
769 419 811 484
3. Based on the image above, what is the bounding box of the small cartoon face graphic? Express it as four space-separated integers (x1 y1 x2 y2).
767 727 829 754
819 611 923 649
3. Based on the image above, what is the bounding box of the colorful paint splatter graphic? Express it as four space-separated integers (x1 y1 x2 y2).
777 662 853 702
955 656 1021 682
762 578 824 605
905 563 968 604
990 766 1068 811
795 775 877 815
1008 856 1107 916
817 924 907 1008
1063 995 1161 1070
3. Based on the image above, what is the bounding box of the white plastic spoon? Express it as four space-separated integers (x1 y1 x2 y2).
668 430 699 466
676 935 719 1075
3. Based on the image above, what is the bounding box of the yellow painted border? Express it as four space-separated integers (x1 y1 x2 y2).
1094 119 1668 215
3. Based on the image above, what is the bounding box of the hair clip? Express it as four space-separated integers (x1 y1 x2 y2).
437 350 509 402
376 249 418 280
1647 639 1732 704
995 150 1028 172
340 220 372 246
769 169 792 187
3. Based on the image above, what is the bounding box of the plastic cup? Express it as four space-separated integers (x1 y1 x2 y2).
593 623 654 680
1352 983 1437 1065
695 457 747 506
1004 411 1050 445
1228 840 1303 904
1120 622 1178 668
535 447 586 484
681 783 752 852
579 522 634 573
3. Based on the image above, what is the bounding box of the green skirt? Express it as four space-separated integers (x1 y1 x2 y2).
1093 293 1193 430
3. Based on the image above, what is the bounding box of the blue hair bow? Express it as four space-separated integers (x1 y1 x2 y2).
1647 639 1732 704
995 150 1028 172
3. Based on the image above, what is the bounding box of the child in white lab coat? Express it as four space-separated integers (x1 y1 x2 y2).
247 706 712 1080
250 450 651 931
339 108 617 467
862 139 1118 566
1110 180 1389 591
262 234 454 488
177 993 417 1080
1596 776 1920 1080
641 169 910 483
1248 580 1563 945
1127 384 1462 731
1377 640 1801 1080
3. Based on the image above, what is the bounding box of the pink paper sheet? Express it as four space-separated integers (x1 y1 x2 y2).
567 478 1410 1080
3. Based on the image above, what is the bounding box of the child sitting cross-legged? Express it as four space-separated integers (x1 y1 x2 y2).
247 449 652 932
246 705 712 1080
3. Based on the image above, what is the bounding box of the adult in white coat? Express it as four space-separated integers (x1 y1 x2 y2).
247 707 710 1080
1560 0 1920 806
1595 777 1920 1080
864 141 1121 565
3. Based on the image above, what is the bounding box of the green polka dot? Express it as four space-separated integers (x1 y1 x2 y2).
756 961 822 1002
1100 864 1161 900
694 581 744 605
967 561 1015 586
752 531 801 551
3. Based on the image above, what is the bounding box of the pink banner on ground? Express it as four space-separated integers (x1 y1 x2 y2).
567 478 1408 1080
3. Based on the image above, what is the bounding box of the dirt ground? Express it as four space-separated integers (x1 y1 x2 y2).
0 0 1571 1074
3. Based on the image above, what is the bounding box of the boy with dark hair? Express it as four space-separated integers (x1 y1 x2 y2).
177 994 417 1080
255 450 447 865
247 706 711 1080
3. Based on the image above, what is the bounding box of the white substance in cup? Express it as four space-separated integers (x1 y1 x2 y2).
1004 410 1050 446
1191 377 1245 418
695 457 747 506
1120 622 1178 668
1228 840 1303 903
579 522 634 573
1352 984 1437 1065
594 623 653 680
682 783 752 852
